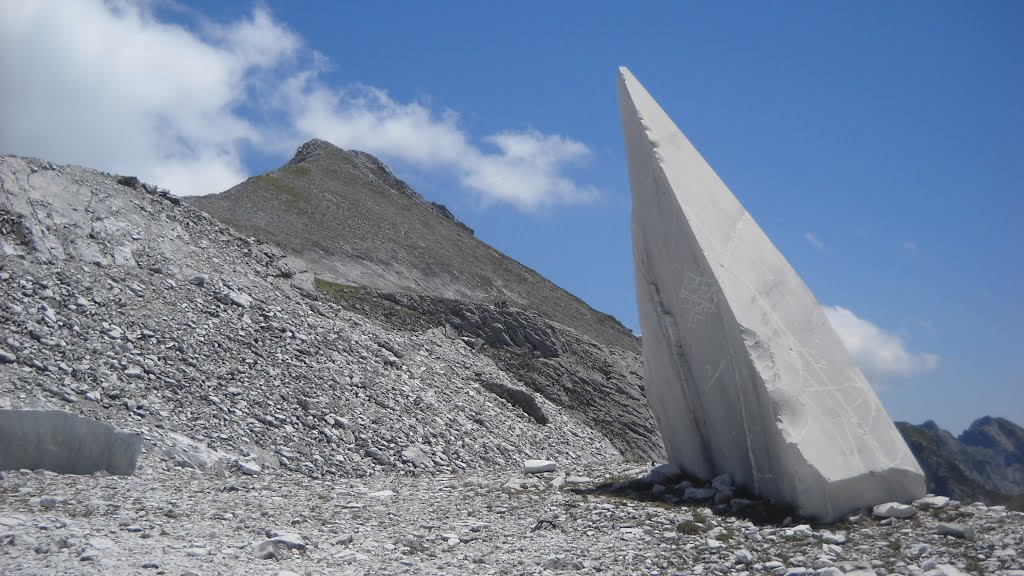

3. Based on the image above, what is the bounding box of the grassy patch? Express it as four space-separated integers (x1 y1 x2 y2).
257 173 307 207
314 278 364 301
281 164 311 178
692 509 708 524
675 519 704 535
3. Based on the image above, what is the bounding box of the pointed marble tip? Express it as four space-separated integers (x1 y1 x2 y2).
617 67 637 92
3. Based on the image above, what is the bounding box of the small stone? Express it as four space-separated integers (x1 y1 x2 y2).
79 551 99 561
401 446 432 469
935 522 975 540
914 495 950 509
812 557 836 569
0 516 23 529
523 459 556 474
0 349 16 363
784 524 813 539
714 489 733 504
124 366 146 379
226 291 253 308
238 461 262 476
39 496 58 509
683 487 717 501
266 531 306 550
873 502 917 518
142 562 160 569
821 530 847 545
647 462 680 484
711 472 733 491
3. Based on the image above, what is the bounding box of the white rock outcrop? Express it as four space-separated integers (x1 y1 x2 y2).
0 409 142 476
617 67 925 521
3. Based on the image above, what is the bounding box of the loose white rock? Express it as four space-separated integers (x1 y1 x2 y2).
873 502 918 518
238 461 262 476
523 459 556 474
915 495 950 509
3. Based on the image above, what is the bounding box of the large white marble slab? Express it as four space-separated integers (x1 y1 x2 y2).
617 67 925 521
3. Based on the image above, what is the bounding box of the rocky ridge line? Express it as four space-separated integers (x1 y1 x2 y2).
0 154 620 483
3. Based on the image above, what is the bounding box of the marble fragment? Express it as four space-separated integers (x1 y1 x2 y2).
523 459 557 474
0 409 141 475
617 67 925 521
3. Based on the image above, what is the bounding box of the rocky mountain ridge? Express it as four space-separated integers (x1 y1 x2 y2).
897 417 1024 510
188 139 663 462
188 139 639 353
0 154 621 479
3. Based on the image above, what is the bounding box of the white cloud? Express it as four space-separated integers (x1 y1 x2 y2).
0 0 298 196
0 0 596 210
281 73 597 211
824 305 939 383
902 241 919 253
804 232 825 251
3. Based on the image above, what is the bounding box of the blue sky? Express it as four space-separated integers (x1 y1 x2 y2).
2 1 1021 433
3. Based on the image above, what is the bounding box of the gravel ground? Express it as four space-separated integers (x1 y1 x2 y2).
2 452 1023 576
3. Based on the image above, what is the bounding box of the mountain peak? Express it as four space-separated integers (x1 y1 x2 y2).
287 138 346 165
285 139 421 202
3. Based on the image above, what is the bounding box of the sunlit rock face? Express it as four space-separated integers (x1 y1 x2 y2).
617 67 925 522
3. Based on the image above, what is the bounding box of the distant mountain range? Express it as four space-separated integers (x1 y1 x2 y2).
897 416 1024 509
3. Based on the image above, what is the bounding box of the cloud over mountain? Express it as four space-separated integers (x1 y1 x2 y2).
0 0 595 211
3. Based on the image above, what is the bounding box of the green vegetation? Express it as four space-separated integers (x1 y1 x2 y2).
314 278 364 301
281 164 311 178
692 509 708 524
676 508 711 534
257 165 312 208
675 519 704 535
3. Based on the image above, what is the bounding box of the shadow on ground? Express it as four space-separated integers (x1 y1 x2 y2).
568 475 815 528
